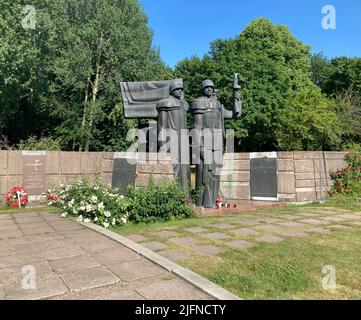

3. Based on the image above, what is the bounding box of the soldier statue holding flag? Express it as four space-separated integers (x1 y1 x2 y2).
120 74 242 208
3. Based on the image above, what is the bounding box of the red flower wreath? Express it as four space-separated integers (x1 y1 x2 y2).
6 186 29 208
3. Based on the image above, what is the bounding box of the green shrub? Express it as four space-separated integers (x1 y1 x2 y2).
126 177 195 223
17 136 61 151
53 177 129 228
329 152 361 197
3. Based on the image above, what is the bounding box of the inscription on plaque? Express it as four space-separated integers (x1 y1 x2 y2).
22 152 47 196
112 158 136 195
250 158 278 199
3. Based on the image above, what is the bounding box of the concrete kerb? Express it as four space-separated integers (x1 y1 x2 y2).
79 221 241 300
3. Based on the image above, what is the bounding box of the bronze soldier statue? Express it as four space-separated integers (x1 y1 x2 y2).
191 76 242 208
156 80 190 191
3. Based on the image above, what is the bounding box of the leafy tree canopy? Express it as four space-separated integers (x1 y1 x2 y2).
176 18 340 151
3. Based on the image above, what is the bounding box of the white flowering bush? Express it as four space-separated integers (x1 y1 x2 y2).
53 177 129 228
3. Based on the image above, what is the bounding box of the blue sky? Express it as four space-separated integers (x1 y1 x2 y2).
139 0 361 68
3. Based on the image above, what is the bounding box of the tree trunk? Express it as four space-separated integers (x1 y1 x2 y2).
80 77 90 152
85 31 103 152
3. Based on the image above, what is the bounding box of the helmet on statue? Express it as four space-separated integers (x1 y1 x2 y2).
169 79 184 94
201 79 215 90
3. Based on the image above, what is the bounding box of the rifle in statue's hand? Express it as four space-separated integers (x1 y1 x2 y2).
232 73 242 119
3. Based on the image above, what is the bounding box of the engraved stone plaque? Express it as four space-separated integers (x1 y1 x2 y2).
22 151 47 196
111 158 136 195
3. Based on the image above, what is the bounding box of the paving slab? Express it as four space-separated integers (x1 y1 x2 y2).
169 237 199 245
37 212 57 217
0 251 43 268
277 221 308 228
307 227 332 234
42 245 87 261
76 238 119 254
258 217 284 223
0 227 20 235
183 227 208 233
71 234 108 244
209 223 236 230
255 224 283 232
192 245 223 256
278 214 303 220
126 234 149 242
320 216 347 222
42 215 64 222
236 220 259 226
60 266 120 292
60 229 95 238
0 237 29 249
336 214 359 220
20 227 56 235
158 250 190 262
300 219 329 225
326 224 353 230
34 238 75 252
152 230 180 238
0 223 20 230
200 232 231 240
335 214 359 221
0 230 24 239
92 247 140 265
136 278 210 300
0 214 11 220
108 259 165 281
225 240 255 249
349 222 361 226
256 235 284 243
276 230 310 238
230 228 258 236
48 254 101 274
312 210 338 215
141 241 168 251
0 262 54 285
51 284 145 300
4 273 68 300
0 243 36 257
12 212 39 219
48 221 85 231
298 212 322 217
14 217 45 224
27 233 65 243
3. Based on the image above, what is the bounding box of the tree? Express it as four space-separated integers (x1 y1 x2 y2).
311 55 361 149
336 87 361 150
176 18 339 151
277 87 341 150
311 54 361 96
0 0 172 150
0 0 48 143
42 0 172 151
310 53 332 90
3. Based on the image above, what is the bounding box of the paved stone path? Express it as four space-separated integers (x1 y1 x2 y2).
126 208 361 263
0 212 212 300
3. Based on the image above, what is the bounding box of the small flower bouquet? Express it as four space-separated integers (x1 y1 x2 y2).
47 189 60 205
215 197 223 209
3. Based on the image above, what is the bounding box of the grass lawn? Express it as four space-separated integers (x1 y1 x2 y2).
112 203 361 300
